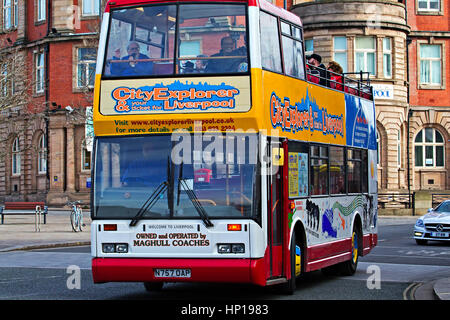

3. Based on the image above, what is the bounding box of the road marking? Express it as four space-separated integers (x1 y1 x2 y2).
403 282 421 300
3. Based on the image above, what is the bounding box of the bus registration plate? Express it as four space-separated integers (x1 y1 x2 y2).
154 269 191 278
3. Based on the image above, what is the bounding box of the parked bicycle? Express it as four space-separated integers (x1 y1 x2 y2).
67 200 85 232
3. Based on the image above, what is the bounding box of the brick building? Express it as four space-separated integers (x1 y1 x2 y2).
0 0 448 206
291 0 449 201
406 0 450 192
0 0 100 205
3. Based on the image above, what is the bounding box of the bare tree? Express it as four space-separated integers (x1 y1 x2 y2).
0 41 44 161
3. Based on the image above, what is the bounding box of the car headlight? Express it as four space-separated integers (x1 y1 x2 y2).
415 219 424 228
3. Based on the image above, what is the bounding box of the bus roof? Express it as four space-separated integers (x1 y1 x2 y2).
105 0 302 26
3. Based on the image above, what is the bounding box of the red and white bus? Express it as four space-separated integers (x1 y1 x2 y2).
90 0 378 294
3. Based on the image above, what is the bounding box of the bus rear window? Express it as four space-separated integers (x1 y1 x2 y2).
103 3 248 77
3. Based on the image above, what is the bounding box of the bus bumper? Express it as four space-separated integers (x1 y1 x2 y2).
92 257 267 286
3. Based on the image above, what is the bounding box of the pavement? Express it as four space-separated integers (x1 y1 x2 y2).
0 211 449 300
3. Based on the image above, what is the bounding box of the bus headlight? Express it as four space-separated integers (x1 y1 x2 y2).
116 244 128 253
102 243 115 253
218 243 245 254
218 244 231 253
232 244 245 253
102 243 128 253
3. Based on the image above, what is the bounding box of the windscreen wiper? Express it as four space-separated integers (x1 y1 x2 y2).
129 181 168 227
179 177 214 228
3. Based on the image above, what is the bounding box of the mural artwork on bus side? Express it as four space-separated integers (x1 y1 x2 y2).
291 196 376 243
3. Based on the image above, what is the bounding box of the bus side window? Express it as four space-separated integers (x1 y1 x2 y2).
260 11 282 73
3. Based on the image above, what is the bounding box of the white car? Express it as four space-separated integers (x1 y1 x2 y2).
414 200 450 245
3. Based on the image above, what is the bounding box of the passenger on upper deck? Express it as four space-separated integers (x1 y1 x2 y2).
306 53 327 86
206 36 247 73
194 55 208 73
327 61 344 91
110 41 154 77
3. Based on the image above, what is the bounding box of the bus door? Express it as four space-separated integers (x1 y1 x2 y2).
267 139 285 278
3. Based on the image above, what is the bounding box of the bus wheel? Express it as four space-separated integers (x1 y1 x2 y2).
338 225 361 276
143 282 164 291
282 232 299 295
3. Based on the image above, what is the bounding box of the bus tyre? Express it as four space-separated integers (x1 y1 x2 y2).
282 233 298 295
143 282 164 291
337 226 361 276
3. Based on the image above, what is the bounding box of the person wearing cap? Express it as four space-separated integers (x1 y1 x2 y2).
307 53 327 86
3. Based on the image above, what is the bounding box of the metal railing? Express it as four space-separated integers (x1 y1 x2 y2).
431 193 450 208
378 193 414 209
306 63 373 101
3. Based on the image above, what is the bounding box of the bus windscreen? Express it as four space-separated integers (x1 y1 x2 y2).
103 3 248 77
93 134 258 219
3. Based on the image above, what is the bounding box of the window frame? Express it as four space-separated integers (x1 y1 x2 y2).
383 37 392 78
76 47 97 89
82 142 92 172
12 136 20 175
35 52 45 94
354 36 376 76
333 36 348 73
37 0 46 22
305 39 313 57
38 134 47 174
416 0 442 15
414 128 445 168
279 19 305 80
418 42 445 89
3 0 12 30
82 0 100 17
260 10 283 74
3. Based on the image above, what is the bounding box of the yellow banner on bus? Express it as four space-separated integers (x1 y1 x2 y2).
260 71 346 145
99 76 251 115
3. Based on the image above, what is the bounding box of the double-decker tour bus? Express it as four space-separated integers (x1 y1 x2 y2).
91 0 378 293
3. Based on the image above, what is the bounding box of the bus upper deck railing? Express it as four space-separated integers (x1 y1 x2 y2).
306 63 373 101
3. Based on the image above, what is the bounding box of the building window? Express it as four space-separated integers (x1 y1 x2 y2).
355 37 376 76
1 64 7 97
305 39 313 56
35 52 45 93
333 36 347 73
13 0 17 27
383 37 392 78
38 134 47 174
37 0 46 21
2 0 18 29
397 130 401 167
3 0 12 29
12 137 20 175
418 0 439 11
77 48 97 88
414 128 445 167
419 44 442 86
376 130 381 166
82 0 100 16
82 145 91 171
